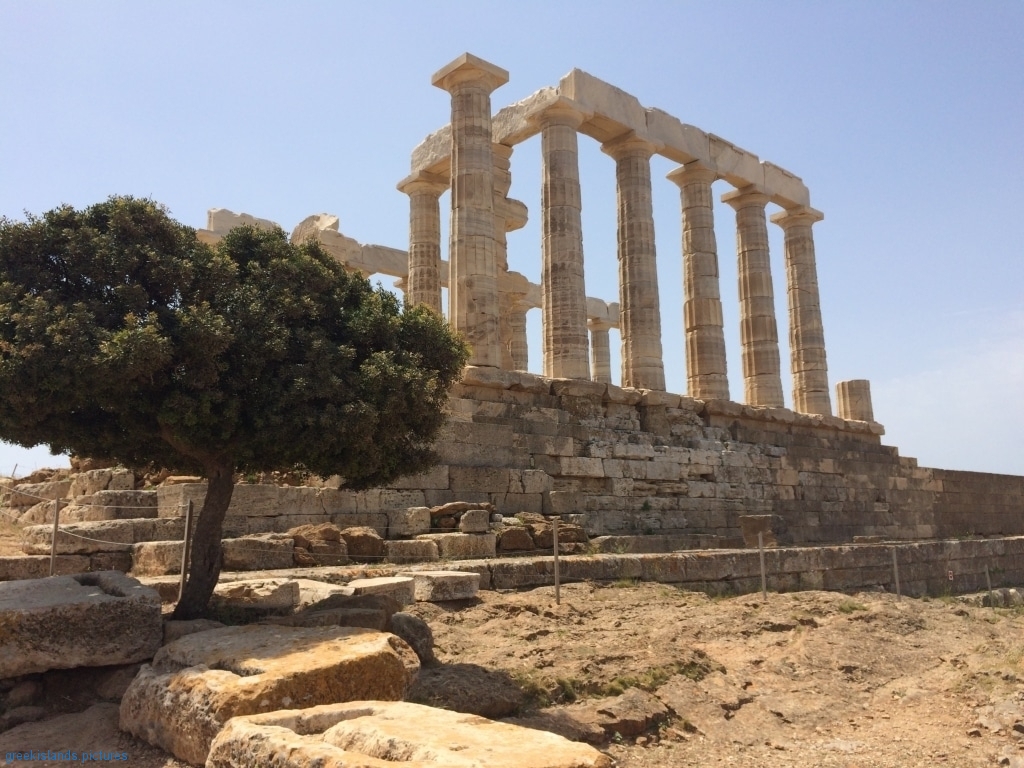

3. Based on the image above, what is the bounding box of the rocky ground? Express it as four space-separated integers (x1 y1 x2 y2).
3 554 1024 766
407 582 1024 768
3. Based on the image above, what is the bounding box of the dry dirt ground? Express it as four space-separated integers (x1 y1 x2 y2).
4 572 1024 766
407 582 1024 768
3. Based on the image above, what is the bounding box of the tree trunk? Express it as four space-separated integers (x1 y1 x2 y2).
171 461 235 620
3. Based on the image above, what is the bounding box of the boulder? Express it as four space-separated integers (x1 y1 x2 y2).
0 572 161 678
388 612 435 665
497 525 536 552
384 538 439 564
339 526 385 562
120 625 419 766
207 701 612 768
458 508 491 533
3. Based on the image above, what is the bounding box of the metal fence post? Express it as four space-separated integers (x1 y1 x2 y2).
48 498 62 576
552 516 560 605
178 500 194 603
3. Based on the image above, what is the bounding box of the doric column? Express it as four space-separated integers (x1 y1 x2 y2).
722 185 784 407
588 319 613 384
836 379 874 422
667 162 729 400
508 299 530 372
397 171 448 313
771 206 832 415
538 99 590 380
601 132 665 391
492 143 529 370
432 53 508 367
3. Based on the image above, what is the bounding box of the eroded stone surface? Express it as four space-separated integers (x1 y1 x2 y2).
206 700 612 768
119 625 419 765
0 572 160 678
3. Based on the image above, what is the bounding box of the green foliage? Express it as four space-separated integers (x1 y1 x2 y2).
0 196 468 487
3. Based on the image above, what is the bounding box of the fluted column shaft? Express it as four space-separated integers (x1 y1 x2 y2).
398 172 447 313
771 206 832 415
508 300 530 372
668 162 729 400
432 55 508 367
588 319 612 384
602 133 665 391
723 186 784 407
540 103 590 380
493 143 516 370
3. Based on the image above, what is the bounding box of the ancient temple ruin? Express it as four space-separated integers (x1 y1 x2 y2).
186 53 1021 550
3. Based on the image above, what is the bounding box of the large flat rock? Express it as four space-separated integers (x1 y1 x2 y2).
119 624 419 765
207 700 612 767
0 571 161 678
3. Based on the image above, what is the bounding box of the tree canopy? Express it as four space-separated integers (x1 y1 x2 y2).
0 196 468 616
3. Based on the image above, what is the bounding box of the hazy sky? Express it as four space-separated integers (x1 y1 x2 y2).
1 1 1021 476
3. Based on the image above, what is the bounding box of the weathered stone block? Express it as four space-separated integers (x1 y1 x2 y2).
398 569 480 601
348 576 415 606
459 508 491 533
120 625 419 765
385 539 439 564
0 572 161 678
221 535 295 571
206 700 611 768
387 506 431 538
416 532 496 560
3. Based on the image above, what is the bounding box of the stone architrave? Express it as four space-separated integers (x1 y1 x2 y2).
397 171 448 313
536 99 591 380
601 132 666 391
0 572 161 678
588 318 613 384
722 185 785 407
433 54 509 368
667 162 730 400
771 205 832 415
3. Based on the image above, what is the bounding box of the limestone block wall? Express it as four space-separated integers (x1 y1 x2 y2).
145 368 1024 547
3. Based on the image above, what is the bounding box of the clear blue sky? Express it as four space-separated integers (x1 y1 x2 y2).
1 1 1021 476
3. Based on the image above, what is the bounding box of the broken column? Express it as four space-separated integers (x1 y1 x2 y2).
537 98 590 380
432 53 508 367
836 379 874 422
601 132 666 391
668 161 730 400
722 186 785 408
771 205 832 415
398 171 448 313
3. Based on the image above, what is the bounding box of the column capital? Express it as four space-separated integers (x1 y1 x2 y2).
600 131 657 161
527 96 589 131
431 53 508 94
666 160 718 187
397 170 449 197
770 205 824 228
721 184 771 210
587 317 614 332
